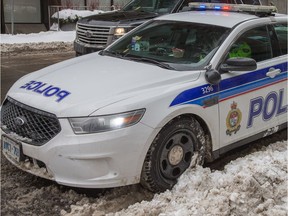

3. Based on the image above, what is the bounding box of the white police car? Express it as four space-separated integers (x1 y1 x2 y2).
1 3 287 192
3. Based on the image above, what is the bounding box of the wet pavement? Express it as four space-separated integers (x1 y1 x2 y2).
1 51 75 103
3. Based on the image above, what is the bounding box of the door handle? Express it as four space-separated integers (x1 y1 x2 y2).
266 67 281 78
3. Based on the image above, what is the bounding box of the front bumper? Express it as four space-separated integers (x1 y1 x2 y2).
74 40 105 55
1 118 155 188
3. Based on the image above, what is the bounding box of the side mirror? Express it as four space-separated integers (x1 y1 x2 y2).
205 69 221 85
220 57 257 72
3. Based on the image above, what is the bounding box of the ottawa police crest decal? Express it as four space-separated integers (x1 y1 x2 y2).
226 101 242 136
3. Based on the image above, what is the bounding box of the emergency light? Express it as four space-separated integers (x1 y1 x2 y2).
188 3 277 14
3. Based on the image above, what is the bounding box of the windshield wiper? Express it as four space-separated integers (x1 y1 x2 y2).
100 50 125 58
127 56 175 70
101 51 175 70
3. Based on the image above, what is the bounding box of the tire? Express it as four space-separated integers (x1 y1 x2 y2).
140 116 206 192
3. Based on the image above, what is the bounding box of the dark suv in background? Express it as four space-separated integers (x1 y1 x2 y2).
74 0 198 55
74 0 262 56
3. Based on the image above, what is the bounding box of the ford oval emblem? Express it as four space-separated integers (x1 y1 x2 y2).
14 116 26 126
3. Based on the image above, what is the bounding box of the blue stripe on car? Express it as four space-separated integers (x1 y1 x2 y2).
170 62 287 107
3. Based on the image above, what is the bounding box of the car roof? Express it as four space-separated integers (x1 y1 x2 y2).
155 10 263 28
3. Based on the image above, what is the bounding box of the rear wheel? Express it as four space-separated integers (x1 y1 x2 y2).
140 116 206 192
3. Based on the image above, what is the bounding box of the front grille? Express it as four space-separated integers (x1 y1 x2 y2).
77 23 113 46
1 97 61 146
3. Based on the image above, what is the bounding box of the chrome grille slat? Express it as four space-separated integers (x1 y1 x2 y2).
78 31 110 36
78 26 110 32
1 97 61 146
78 38 108 44
78 33 109 40
77 23 114 46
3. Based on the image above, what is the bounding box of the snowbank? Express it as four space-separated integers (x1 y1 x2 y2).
61 141 288 216
0 31 75 55
0 31 75 44
51 9 103 20
50 9 105 31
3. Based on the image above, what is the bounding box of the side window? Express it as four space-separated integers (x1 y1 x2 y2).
274 23 288 56
158 0 178 9
229 26 272 62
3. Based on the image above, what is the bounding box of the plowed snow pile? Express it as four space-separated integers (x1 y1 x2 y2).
1 31 74 55
61 141 287 216
1 42 73 55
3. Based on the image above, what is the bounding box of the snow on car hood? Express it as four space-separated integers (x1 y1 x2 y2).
6 53 200 117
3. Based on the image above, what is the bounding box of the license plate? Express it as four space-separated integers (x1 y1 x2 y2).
2 135 23 162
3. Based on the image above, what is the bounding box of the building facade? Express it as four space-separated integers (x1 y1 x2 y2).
1 0 130 34
2 0 58 34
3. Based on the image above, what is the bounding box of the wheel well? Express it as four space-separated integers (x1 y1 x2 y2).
174 114 214 162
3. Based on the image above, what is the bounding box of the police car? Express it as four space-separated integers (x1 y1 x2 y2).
1 3 287 192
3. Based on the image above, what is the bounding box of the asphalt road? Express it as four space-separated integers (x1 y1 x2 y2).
1 51 75 103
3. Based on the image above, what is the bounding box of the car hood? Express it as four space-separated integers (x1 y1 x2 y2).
78 11 158 25
6 53 200 117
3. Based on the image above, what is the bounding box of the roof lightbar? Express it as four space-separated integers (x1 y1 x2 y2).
188 3 277 14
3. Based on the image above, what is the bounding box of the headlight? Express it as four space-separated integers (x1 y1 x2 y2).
113 27 131 40
114 27 126 36
69 109 145 134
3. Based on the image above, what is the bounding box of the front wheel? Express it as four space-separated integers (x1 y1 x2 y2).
140 116 206 192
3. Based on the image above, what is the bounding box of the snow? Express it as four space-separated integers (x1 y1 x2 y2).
0 31 75 55
51 9 104 20
60 140 287 216
0 31 75 44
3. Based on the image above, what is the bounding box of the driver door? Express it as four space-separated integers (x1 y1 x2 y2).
218 24 287 151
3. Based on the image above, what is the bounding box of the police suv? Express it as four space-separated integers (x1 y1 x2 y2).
1 3 287 192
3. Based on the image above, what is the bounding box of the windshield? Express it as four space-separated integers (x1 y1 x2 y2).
105 20 230 71
122 0 179 14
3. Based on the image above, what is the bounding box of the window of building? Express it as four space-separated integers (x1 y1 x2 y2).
3 0 41 23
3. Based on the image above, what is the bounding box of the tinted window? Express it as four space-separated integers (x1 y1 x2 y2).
228 26 272 62
274 23 288 56
237 0 261 5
